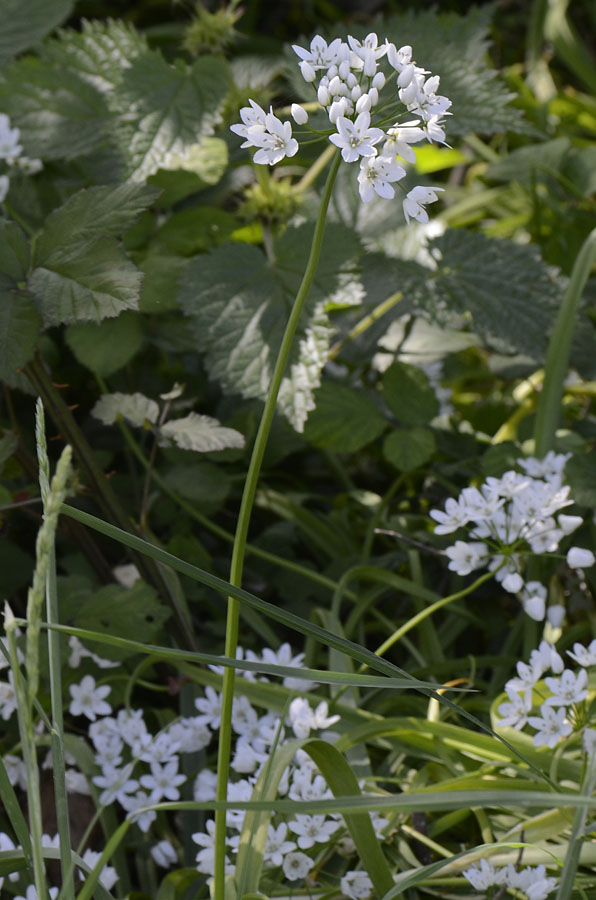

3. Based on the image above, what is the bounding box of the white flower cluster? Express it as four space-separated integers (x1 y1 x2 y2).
0 113 42 203
231 32 450 216
463 859 557 900
0 832 118 895
429 452 594 621
497 637 596 750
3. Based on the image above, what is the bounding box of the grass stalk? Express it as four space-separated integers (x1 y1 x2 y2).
213 150 342 899
534 227 596 456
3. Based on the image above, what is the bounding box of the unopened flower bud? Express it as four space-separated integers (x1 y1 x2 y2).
355 93 372 114
351 84 362 102
398 64 415 88
299 60 316 82
372 72 385 91
400 80 419 106
291 103 308 125
327 64 338 79
328 75 342 95
318 85 331 107
338 60 350 80
547 605 566 628
368 87 379 106
328 98 348 123
347 72 358 89
567 547 596 569
363 49 376 77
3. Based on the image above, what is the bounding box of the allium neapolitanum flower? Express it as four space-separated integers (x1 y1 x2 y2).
230 33 451 218
429 453 593 621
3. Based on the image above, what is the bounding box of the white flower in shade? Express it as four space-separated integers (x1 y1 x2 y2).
463 859 505 890
357 155 406 202
151 839 177 868
292 35 347 71
502 571 524 593
79 849 118 889
329 111 384 163
444 540 488 576
288 813 340 849
120 790 156 832
530 640 564 676
3 754 27 789
567 547 596 569
403 185 444 224
140 759 186 802
528 705 572 748
282 850 312 881
0 114 22 160
15 888 59 900
167 716 211 753
230 103 298 166
195 686 222 729
544 668 588 707
546 604 565 628
583 728 596 755
511 864 557 900
261 642 315 691
68 675 111 721
93 763 138 806
558 514 583 535
194 768 218 802
497 685 532 730
229 98 267 139
263 822 297 867
430 497 469 534
341 870 374 899
0 673 17 720
567 640 596 667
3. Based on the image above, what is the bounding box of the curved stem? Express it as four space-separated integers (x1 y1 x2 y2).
213 149 341 899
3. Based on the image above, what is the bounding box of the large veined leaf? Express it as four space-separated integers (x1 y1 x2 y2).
28 184 157 325
0 0 73 68
397 229 563 359
112 52 231 182
65 312 144 377
158 413 245 453
303 381 386 453
178 224 362 431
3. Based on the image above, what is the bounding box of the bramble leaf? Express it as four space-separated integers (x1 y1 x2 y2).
0 0 73 68
91 392 159 427
158 413 245 453
0 282 42 382
382 361 439 425
65 312 144 377
303 381 386 453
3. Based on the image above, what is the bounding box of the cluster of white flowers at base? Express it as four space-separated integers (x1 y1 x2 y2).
0 113 42 203
429 452 593 621
498 637 596 750
230 32 450 218
463 859 557 899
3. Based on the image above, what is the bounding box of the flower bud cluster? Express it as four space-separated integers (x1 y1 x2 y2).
0 113 42 203
230 32 451 220
429 452 593 620
498 638 596 754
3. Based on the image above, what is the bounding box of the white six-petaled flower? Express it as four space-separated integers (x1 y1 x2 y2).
68 675 111 721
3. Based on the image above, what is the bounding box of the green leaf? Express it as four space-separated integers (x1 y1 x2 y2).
65 312 144 377
158 413 245 453
0 431 18 469
158 136 228 183
0 0 73 68
179 224 362 430
382 361 439 425
28 185 156 324
28 238 142 325
303 381 386 453
91 392 159 427
150 207 238 257
565 452 596 507
486 137 572 185
383 427 436 471
404 229 562 359
75 581 171 661
112 52 230 182
138 255 188 314
0 219 30 281
0 284 42 382
163 462 231 513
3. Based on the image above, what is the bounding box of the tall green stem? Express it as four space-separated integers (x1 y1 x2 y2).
534 227 596 456
213 150 341 898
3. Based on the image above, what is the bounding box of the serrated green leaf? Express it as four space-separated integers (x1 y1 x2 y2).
75 581 170 661
0 219 30 281
65 312 144 377
178 224 361 430
29 237 142 325
0 283 41 382
158 413 245 453
91 392 159 427
383 427 436 471
151 207 238 257
404 229 562 359
486 137 571 185
138 255 188 314
163 463 231 513
33 185 160 258
113 52 230 182
382 361 439 425
303 381 386 453
0 55 110 160
0 0 73 68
